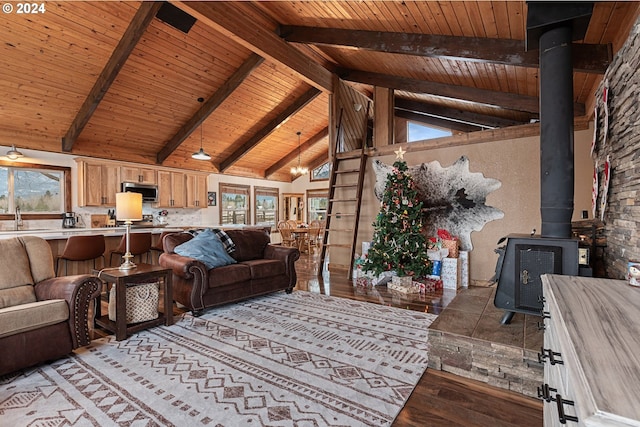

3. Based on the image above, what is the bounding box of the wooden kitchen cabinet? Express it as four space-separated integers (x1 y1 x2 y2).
157 170 185 208
77 160 121 207
185 173 208 208
121 166 156 184
76 158 206 210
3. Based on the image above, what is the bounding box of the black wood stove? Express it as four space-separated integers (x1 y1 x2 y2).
493 2 594 324
493 235 579 324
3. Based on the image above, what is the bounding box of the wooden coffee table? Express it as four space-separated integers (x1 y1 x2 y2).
93 263 173 341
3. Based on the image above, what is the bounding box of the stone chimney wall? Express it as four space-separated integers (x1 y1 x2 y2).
593 16 640 279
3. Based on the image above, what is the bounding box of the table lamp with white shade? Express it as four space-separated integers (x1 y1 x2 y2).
116 192 142 270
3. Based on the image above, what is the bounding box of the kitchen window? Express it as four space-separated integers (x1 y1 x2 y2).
0 161 70 219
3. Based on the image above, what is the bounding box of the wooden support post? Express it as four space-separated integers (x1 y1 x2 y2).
373 86 394 147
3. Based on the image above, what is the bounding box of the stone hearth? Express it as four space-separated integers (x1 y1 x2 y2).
427 286 543 398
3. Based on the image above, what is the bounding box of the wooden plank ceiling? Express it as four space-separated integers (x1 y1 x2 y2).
2 1 638 182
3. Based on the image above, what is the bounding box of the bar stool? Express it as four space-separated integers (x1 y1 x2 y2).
55 234 106 276
109 232 152 267
149 231 172 264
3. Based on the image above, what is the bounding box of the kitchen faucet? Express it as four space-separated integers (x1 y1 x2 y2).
15 206 22 231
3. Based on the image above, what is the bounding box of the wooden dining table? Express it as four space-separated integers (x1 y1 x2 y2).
291 227 309 252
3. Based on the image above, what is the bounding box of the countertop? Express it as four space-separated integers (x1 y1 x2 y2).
542 274 640 425
0 227 183 240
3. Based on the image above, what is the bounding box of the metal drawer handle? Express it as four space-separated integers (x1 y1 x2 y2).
556 394 579 424
537 383 557 402
538 347 564 365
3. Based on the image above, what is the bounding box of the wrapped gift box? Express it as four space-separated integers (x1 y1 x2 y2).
362 241 371 256
355 276 372 287
388 280 420 294
459 251 469 288
441 257 461 289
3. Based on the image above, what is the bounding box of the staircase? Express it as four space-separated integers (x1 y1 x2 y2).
319 125 367 279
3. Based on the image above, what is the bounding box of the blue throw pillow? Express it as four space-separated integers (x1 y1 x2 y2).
174 229 237 269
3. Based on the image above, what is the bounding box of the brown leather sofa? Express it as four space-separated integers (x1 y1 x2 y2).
0 236 102 376
159 228 300 316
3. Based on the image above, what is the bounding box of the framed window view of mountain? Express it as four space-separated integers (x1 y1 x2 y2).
0 160 70 219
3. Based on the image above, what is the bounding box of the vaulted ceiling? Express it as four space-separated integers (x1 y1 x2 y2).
2 1 639 182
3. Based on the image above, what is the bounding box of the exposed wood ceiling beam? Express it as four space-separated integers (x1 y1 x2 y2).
156 53 264 164
308 151 329 170
220 87 322 172
395 98 528 129
280 25 612 74
264 127 328 178
61 2 163 152
173 1 334 93
396 110 480 133
343 69 539 114
343 69 586 116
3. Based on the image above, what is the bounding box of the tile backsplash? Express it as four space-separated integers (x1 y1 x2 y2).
0 205 213 231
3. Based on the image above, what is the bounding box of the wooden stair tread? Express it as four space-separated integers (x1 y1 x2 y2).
336 152 363 160
332 184 358 188
327 212 356 216
335 169 360 174
330 198 358 202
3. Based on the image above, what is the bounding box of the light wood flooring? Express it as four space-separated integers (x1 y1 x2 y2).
295 251 543 427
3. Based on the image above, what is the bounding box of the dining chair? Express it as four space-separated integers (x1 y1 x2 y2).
277 222 296 247
306 221 321 253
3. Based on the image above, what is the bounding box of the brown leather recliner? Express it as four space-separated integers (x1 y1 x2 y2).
160 228 300 316
0 236 102 376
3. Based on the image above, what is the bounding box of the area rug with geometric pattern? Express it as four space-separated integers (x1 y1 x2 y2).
0 291 437 426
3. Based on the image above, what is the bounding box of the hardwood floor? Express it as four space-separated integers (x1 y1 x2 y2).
295 251 543 427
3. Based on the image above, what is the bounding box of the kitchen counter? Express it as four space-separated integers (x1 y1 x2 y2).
0 227 182 240
0 227 184 275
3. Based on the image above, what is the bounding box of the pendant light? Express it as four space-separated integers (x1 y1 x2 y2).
6 145 24 160
290 131 308 175
192 123 211 160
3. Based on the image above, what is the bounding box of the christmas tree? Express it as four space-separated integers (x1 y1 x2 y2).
363 148 431 278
